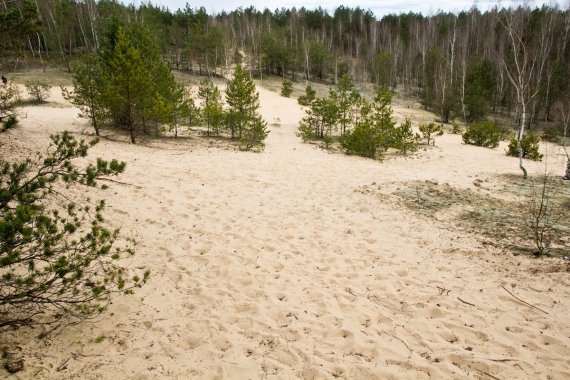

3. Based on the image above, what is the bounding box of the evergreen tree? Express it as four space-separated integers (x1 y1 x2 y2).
0 132 148 328
24 80 50 103
105 28 154 143
392 119 419 155
225 64 268 149
298 85 316 106
198 79 224 137
507 133 543 161
165 82 195 138
280 79 293 97
330 75 361 136
62 53 107 136
341 102 383 158
297 97 339 142
369 51 392 88
0 81 17 131
371 87 396 150
464 57 496 121
419 122 444 145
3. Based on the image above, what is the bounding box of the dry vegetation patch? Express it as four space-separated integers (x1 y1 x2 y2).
359 177 570 258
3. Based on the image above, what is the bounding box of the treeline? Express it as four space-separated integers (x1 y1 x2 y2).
1 1 569 132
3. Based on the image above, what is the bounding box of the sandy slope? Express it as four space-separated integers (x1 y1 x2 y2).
1 85 569 379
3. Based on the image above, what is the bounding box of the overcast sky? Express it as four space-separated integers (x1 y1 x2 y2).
128 0 567 16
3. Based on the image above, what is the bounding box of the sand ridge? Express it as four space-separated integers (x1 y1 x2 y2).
1 85 569 379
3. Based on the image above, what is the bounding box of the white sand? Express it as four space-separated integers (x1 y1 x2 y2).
1 85 569 379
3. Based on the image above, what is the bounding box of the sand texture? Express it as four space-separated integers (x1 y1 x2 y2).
1 84 569 379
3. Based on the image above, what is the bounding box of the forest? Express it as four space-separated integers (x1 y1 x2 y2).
0 0 569 135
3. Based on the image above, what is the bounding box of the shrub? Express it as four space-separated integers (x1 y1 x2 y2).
542 125 561 143
341 119 383 158
507 132 543 161
239 115 269 151
462 121 502 148
524 172 565 255
0 132 148 328
280 79 293 97
24 79 51 102
392 119 419 155
298 85 316 106
1 82 17 124
451 123 462 134
0 116 17 132
419 122 444 145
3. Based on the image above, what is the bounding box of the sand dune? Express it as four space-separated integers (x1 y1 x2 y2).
1 84 569 379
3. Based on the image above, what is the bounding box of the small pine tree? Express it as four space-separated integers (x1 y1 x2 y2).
0 132 148 328
297 97 339 142
62 53 107 136
198 79 224 137
507 132 543 161
341 105 383 158
280 79 293 97
225 65 268 149
392 119 419 155
330 75 361 136
25 79 50 102
0 81 18 131
165 82 194 138
298 85 316 106
462 121 502 148
240 115 269 151
419 122 444 145
105 28 154 143
371 87 396 151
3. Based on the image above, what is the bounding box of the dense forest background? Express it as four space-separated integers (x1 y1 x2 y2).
1 0 569 131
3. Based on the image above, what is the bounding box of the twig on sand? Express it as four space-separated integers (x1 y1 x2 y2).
473 367 501 380
379 330 412 353
487 358 518 362
437 286 451 295
56 358 70 372
98 177 142 189
501 286 549 315
457 297 476 307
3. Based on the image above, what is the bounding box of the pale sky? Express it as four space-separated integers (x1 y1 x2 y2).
129 0 567 16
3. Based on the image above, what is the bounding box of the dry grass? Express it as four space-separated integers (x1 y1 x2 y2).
384 179 570 257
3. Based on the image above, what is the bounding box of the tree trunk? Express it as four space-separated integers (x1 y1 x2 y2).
518 105 528 179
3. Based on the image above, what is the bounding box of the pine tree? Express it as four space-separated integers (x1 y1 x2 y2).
298 85 316 106
165 82 195 138
0 81 17 131
280 79 293 97
330 75 361 136
105 28 154 143
392 119 419 155
198 79 224 137
225 64 268 149
341 102 383 158
297 97 339 142
24 80 50 103
419 122 444 145
0 132 148 328
62 53 107 136
371 87 396 150
78 21 181 143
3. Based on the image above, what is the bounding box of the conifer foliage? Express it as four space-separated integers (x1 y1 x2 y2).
299 80 418 159
0 81 17 131
225 65 268 150
66 22 185 143
197 79 224 137
0 132 148 328
62 54 107 136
